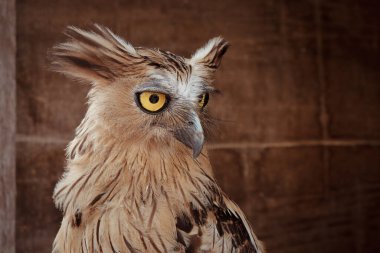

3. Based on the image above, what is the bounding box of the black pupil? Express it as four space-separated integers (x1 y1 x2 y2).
149 94 159 104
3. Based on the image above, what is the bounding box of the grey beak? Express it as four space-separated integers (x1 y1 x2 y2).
173 113 204 158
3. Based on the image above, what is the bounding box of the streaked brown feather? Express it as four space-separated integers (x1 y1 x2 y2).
51 25 264 253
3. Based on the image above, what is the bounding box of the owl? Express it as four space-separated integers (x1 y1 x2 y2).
51 25 264 253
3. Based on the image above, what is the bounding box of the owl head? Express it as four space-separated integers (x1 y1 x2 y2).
51 25 229 158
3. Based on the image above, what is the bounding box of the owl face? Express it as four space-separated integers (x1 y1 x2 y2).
51 25 229 158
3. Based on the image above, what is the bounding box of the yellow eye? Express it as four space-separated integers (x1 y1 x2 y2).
198 93 209 109
136 91 169 113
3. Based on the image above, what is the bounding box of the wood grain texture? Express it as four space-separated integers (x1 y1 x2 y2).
0 0 16 252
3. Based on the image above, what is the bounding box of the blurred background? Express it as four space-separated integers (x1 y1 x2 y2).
1 0 380 252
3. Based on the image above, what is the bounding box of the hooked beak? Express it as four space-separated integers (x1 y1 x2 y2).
173 112 204 158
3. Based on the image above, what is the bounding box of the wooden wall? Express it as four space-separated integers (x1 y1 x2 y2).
14 0 380 252
0 0 16 252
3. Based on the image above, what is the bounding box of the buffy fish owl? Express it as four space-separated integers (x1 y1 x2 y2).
51 25 264 253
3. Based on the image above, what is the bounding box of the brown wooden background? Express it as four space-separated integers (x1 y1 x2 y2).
1 0 380 252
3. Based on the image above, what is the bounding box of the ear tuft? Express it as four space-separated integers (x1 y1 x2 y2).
190 37 229 68
49 25 141 84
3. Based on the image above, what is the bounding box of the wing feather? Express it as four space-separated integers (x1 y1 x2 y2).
175 193 264 253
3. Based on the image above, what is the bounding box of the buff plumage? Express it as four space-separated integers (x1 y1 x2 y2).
51 25 264 253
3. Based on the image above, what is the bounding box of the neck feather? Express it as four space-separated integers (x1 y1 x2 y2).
53 116 215 216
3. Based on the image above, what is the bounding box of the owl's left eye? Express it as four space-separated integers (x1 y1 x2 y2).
135 91 170 114
198 93 209 109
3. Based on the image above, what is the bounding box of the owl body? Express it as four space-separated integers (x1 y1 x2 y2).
51 25 264 253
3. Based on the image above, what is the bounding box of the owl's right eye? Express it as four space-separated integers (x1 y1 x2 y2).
135 91 170 114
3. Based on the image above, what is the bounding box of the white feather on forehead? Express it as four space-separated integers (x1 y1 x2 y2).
147 70 204 105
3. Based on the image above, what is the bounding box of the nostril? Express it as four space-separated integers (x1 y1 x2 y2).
188 121 194 126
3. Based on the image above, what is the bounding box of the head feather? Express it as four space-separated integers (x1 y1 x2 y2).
190 37 229 69
50 25 143 84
